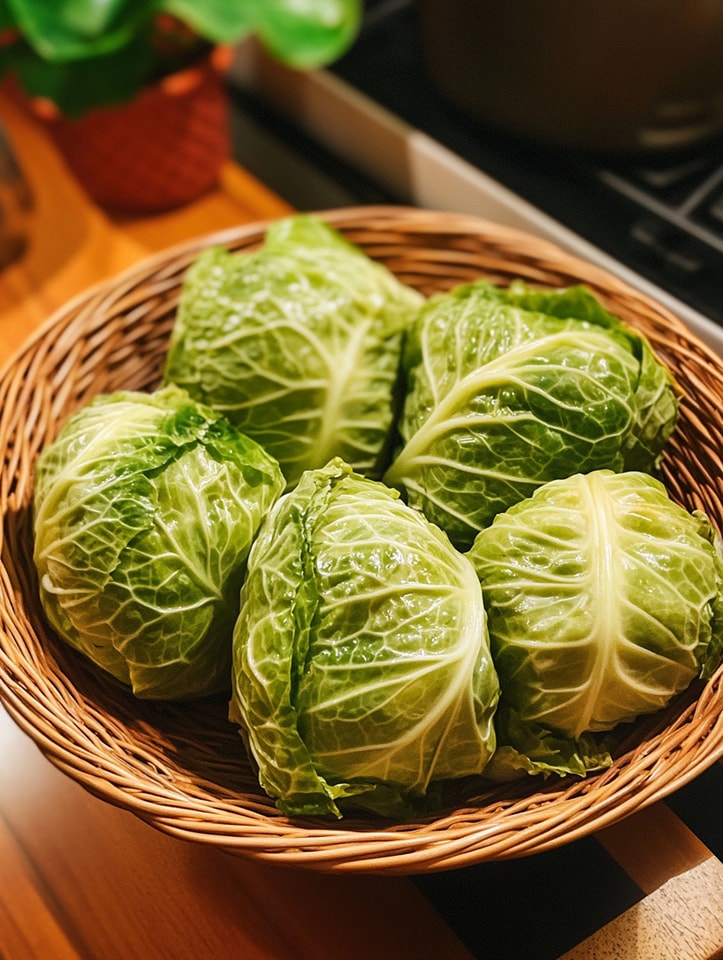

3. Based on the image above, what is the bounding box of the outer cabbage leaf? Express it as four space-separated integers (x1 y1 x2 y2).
229 458 499 818
482 711 614 781
468 470 723 776
33 385 285 700
163 215 423 487
385 280 678 550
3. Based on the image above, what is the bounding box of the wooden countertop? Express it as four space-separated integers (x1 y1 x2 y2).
1 88 722 960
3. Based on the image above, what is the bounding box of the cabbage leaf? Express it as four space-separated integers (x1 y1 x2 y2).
229 458 500 818
385 280 678 550
33 385 285 700
163 215 423 487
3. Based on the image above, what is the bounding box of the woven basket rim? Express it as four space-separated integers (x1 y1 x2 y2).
2 204 722 875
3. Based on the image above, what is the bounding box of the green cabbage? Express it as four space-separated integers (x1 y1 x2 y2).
163 215 423 487
33 385 285 700
385 280 678 550
229 458 500 818
468 470 723 778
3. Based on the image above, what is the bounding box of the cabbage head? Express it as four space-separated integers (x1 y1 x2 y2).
33 385 285 700
163 215 424 487
385 280 678 550
468 470 723 778
229 458 500 818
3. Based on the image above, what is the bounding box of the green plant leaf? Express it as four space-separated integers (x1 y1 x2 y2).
7 0 151 60
0 0 15 31
12 32 155 113
254 0 361 68
1 0 362 113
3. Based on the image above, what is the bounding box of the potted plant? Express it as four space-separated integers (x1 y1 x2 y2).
0 0 361 210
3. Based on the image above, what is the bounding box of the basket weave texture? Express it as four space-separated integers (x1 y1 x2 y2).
2 206 722 875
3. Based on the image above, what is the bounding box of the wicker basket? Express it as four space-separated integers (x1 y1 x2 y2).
1 206 722 875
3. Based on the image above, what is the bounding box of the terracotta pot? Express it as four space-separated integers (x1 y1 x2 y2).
32 47 232 212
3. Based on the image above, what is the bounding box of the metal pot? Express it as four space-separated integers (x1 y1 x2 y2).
419 0 723 153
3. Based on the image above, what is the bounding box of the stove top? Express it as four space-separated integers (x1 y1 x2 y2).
228 2 723 352
332 0 723 328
